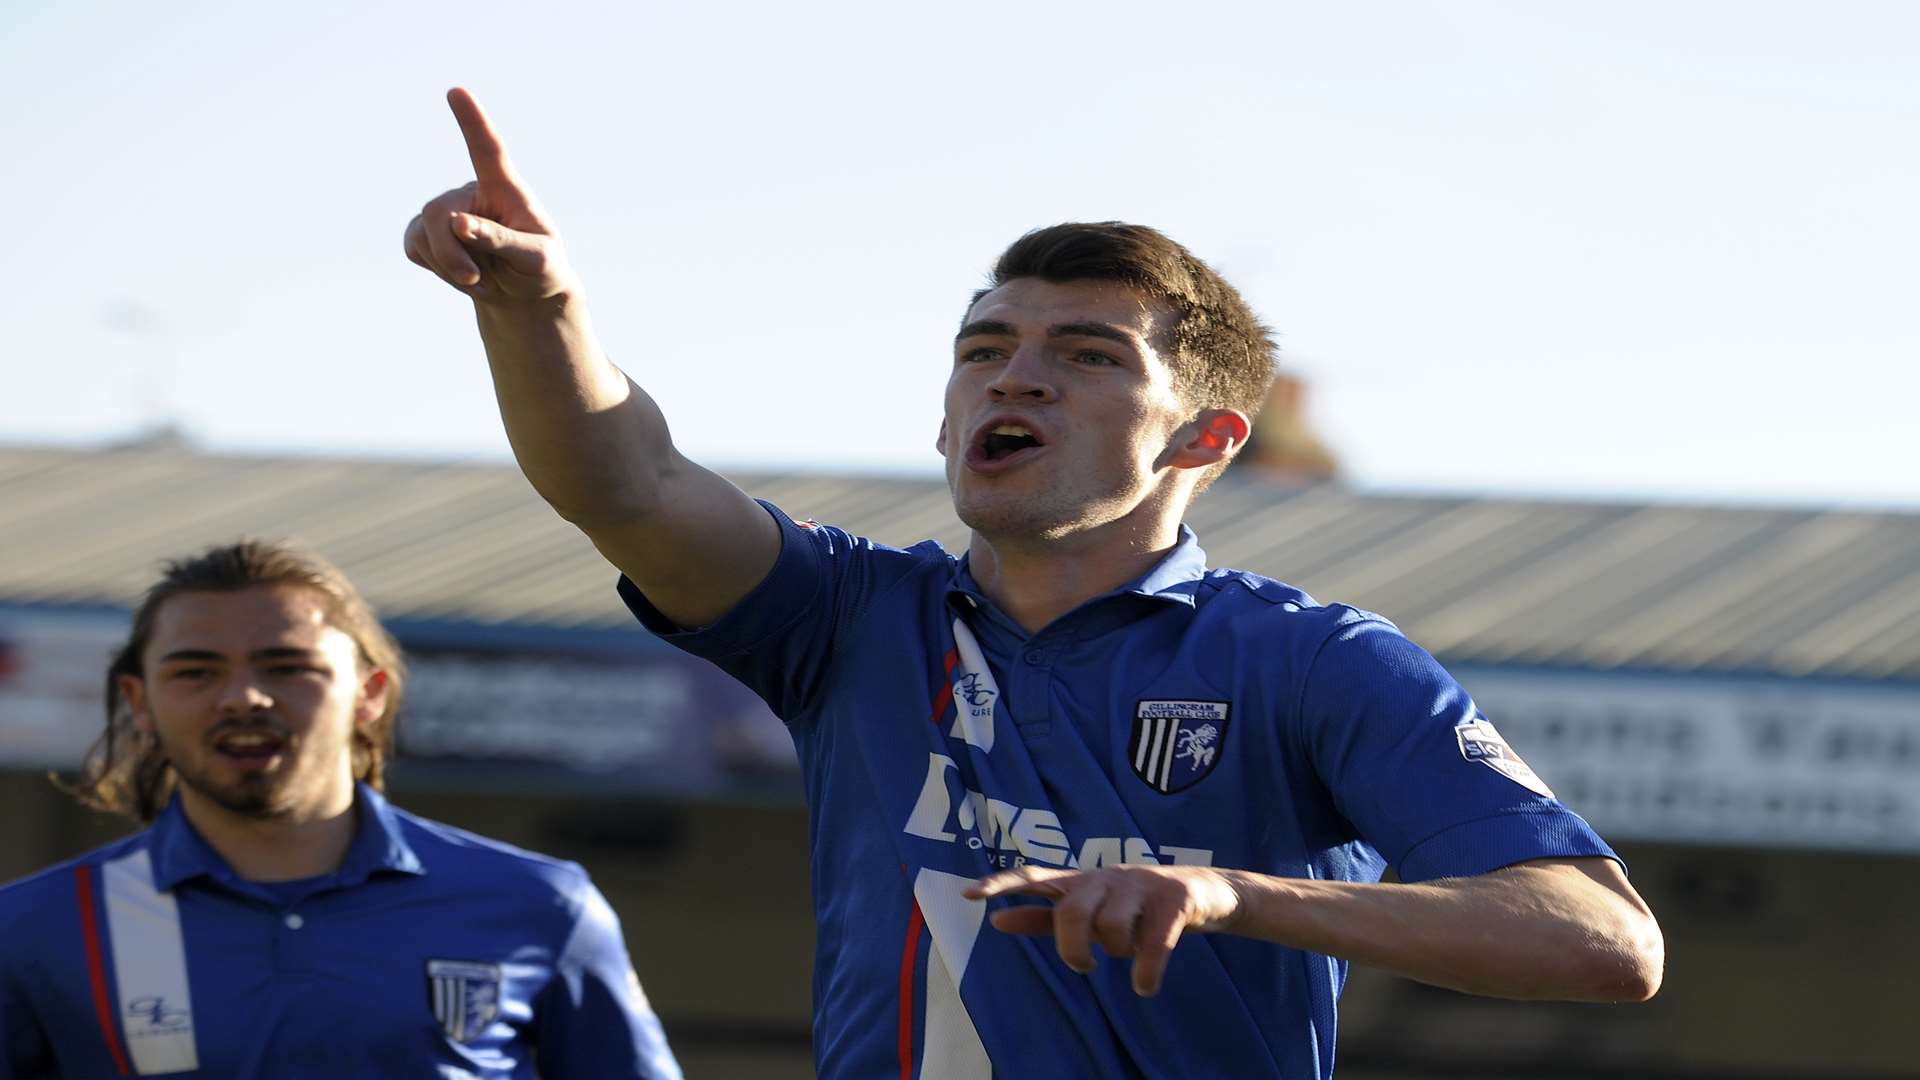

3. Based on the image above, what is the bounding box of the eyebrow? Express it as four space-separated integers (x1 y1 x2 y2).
154 647 325 664
954 319 1141 349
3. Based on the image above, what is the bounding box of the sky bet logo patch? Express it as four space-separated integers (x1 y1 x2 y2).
1130 700 1230 794
1455 716 1555 798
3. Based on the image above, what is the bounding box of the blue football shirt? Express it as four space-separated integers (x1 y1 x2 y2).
621 503 1617 1080
0 784 681 1079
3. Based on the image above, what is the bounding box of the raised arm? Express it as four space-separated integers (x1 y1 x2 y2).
966 855 1664 1002
404 88 779 628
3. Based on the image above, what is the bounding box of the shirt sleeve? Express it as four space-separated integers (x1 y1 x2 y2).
616 500 906 722
533 878 682 1080
1297 613 1619 882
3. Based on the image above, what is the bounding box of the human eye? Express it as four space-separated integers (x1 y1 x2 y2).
167 666 213 682
957 346 1005 364
1073 349 1119 366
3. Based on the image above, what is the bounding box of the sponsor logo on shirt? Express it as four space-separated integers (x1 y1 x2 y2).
948 618 998 752
427 959 504 1044
903 752 1214 869
126 995 191 1033
955 671 994 710
1455 716 1555 798
1129 700 1231 794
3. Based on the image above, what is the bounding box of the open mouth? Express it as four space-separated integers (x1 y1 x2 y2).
969 422 1046 470
984 429 1041 460
211 727 288 769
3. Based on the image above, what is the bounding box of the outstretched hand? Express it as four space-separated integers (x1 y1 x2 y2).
403 88 576 303
965 865 1245 997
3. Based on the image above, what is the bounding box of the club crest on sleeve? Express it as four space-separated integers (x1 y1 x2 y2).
427 959 504 1044
1130 700 1230 794
1454 716 1554 798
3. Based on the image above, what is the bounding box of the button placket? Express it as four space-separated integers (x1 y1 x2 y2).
1010 637 1064 733
274 905 319 976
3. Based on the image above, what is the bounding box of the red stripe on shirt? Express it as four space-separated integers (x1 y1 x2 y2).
73 865 132 1077
897 900 927 1079
903 641 959 1074
927 647 959 725
905 647 957 1071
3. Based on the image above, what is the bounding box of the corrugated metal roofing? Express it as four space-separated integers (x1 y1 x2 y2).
3 443 1916 682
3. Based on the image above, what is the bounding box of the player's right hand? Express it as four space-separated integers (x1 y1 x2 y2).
404 88 578 304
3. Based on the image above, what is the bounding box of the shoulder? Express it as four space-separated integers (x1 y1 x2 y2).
0 829 154 902
789 511 956 574
0 829 153 947
1194 566 1400 644
1193 573 1467 719
756 504 961 611
785 513 963 620
387 807 594 913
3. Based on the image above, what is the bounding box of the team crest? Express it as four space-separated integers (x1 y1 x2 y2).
427 959 503 1043
1455 716 1554 798
1130 700 1230 794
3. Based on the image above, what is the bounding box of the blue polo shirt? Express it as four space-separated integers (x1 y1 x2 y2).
621 503 1616 1080
0 784 680 1079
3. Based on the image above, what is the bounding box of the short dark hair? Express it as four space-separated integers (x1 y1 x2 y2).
63 540 407 824
978 222 1277 419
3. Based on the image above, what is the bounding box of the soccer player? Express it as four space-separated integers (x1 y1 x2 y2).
404 89 1664 1078
0 541 682 1079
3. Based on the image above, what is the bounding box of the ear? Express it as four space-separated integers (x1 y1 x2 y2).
118 674 153 734
1166 409 1251 471
356 669 391 728
934 417 949 458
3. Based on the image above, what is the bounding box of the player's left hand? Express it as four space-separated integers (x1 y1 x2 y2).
964 865 1246 996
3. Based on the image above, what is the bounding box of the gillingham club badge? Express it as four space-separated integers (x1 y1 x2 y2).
1130 700 1230 794
427 959 504 1043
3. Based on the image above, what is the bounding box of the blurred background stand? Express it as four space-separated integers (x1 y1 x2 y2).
3 441 1918 1078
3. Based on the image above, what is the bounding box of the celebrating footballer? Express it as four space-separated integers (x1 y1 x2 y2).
404 88 1663 1079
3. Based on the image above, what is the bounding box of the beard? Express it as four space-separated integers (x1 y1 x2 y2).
168 754 289 817
158 724 306 819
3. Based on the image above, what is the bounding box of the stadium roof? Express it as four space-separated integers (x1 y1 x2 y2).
3 443 1917 683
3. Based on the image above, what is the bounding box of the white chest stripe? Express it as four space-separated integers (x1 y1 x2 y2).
948 618 998 753
913 869 990 1079
102 849 200 1075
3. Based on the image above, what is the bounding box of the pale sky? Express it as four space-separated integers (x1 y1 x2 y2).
3 1 1915 508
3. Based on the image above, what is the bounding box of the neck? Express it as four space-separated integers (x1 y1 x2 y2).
967 515 1183 634
177 781 359 882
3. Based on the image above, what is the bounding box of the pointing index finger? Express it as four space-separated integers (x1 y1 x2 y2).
446 87 520 188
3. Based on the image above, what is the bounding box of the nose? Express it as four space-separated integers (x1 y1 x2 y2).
216 675 273 716
985 346 1057 402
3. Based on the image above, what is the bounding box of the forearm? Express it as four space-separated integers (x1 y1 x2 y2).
1219 861 1663 1002
473 294 680 525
